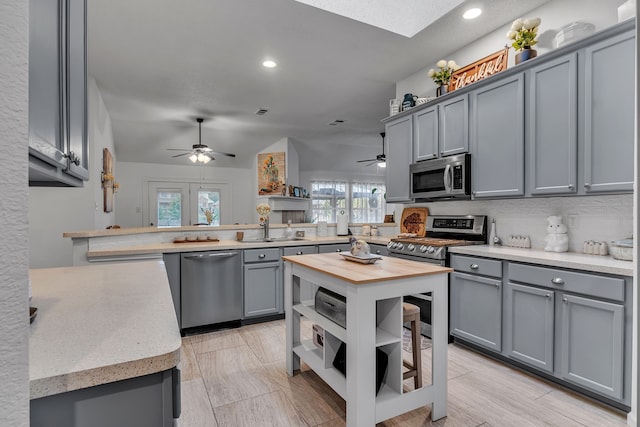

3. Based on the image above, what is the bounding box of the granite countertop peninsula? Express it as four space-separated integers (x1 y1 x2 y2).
29 261 181 399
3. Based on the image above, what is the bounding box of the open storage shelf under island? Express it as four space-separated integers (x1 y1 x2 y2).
282 252 452 426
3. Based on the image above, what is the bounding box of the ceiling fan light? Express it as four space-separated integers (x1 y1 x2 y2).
189 154 198 163
202 156 211 164
197 153 206 162
377 161 387 168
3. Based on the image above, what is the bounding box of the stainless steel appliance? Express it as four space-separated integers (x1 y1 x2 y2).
410 153 471 200
181 250 242 330
387 215 487 337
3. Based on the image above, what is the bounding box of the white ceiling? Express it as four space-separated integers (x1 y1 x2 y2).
88 0 550 170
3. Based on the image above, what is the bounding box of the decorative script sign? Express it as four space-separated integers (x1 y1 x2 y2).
449 47 509 91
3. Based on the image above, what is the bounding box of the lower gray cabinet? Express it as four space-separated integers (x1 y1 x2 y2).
559 293 624 400
369 243 388 256
243 248 282 318
505 282 554 373
450 271 502 351
318 243 351 253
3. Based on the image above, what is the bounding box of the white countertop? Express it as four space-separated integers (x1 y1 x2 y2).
29 261 182 399
86 236 392 259
449 245 634 277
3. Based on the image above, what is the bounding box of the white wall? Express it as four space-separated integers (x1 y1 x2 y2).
0 0 29 424
28 78 116 268
397 0 625 99
115 162 253 227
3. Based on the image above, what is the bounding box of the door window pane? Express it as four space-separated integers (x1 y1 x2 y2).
196 190 220 226
157 191 182 227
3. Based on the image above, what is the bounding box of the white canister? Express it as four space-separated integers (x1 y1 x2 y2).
371 225 378 237
362 225 371 236
336 210 349 236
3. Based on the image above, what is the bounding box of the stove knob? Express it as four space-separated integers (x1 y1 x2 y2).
407 244 415 251
387 242 395 249
419 245 428 253
427 246 436 254
396 243 404 250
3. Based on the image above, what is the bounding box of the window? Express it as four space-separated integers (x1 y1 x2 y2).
157 191 183 227
311 180 385 223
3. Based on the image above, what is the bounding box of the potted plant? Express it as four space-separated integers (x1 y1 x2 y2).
428 59 460 96
507 17 541 64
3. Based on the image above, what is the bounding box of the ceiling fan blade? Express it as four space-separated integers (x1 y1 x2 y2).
365 160 379 167
209 151 236 158
167 148 191 151
171 152 191 158
357 158 377 163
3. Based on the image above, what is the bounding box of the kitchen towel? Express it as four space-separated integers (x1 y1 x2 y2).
336 210 348 236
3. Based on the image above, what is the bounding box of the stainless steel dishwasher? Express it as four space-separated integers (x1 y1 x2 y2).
180 250 242 329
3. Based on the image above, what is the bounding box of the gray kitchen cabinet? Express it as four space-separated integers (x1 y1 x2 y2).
505 282 554 373
413 106 438 162
384 115 413 203
29 0 88 186
527 53 578 196
413 94 468 162
369 243 388 256
318 243 351 253
470 74 525 198
582 29 635 194
283 245 318 302
559 293 624 400
450 265 502 352
243 248 282 318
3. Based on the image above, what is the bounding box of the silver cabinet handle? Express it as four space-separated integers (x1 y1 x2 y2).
470 264 479 270
568 184 574 190
494 283 500 289
296 251 303 255
551 277 564 285
472 191 477 196
563 297 568 304
584 183 591 188
336 249 342 252
546 294 551 299
375 250 381 254
258 253 266 259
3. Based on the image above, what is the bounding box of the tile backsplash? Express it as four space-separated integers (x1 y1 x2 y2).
401 195 633 253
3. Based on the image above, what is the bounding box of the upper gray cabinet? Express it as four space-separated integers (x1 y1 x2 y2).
582 29 635 194
29 0 88 186
384 115 414 203
470 74 525 198
413 94 468 162
527 53 578 196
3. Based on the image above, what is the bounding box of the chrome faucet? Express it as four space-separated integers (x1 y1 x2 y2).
261 217 270 240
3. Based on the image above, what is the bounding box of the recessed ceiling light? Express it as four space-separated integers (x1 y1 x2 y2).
262 60 277 68
463 7 482 20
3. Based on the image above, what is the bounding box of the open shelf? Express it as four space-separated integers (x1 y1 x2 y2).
293 340 346 399
376 328 401 347
293 302 346 342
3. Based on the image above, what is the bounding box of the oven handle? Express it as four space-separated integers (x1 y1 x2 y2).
444 163 452 193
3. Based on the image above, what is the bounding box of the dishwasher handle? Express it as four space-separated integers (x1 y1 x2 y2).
183 252 237 259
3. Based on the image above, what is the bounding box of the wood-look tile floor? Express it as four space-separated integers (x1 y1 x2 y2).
177 319 627 427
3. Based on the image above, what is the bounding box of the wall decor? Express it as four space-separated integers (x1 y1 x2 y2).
449 47 509 91
258 152 286 195
102 148 114 212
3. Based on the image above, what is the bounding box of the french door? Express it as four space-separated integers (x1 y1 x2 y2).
147 181 229 227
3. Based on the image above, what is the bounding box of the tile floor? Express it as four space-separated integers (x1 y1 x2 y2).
178 319 628 427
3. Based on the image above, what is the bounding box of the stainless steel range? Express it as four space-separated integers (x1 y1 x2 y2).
387 215 487 337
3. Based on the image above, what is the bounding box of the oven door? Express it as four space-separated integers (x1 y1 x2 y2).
388 252 441 338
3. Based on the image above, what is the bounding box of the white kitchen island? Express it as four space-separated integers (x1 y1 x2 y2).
283 252 452 426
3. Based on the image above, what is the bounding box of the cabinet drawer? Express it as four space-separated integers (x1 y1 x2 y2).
283 246 317 256
451 255 502 278
318 243 351 253
244 248 280 263
508 263 625 302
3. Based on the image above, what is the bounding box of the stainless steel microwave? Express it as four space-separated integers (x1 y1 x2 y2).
410 153 471 200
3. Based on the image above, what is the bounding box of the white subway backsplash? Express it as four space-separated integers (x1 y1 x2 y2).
402 195 632 253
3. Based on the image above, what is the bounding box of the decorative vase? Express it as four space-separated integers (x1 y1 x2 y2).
436 84 448 97
515 48 537 65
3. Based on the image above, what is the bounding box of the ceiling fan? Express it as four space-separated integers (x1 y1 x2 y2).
356 132 386 167
167 118 236 164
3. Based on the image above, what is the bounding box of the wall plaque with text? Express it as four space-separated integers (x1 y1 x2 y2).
449 47 509 91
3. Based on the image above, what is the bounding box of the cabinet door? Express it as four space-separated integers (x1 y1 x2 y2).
413 106 438 162
505 283 554 373
450 271 502 351
318 243 351 253
583 30 635 193
470 75 525 198
528 53 578 195
439 94 468 157
559 293 624 400
65 0 89 180
244 262 282 318
29 0 66 169
385 115 413 203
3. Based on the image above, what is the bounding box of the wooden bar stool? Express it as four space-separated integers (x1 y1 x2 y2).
402 302 422 388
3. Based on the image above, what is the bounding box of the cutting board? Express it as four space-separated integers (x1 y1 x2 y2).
399 207 429 237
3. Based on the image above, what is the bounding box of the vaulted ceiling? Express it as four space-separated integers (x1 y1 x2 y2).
88 0 550 170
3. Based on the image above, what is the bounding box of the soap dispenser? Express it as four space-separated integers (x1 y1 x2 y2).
285 220 295 239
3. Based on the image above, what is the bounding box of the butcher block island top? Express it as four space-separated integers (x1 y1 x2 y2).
29 261 181 399
281 252 452 284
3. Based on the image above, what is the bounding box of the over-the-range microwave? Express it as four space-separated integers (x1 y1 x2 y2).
410 153 471 200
